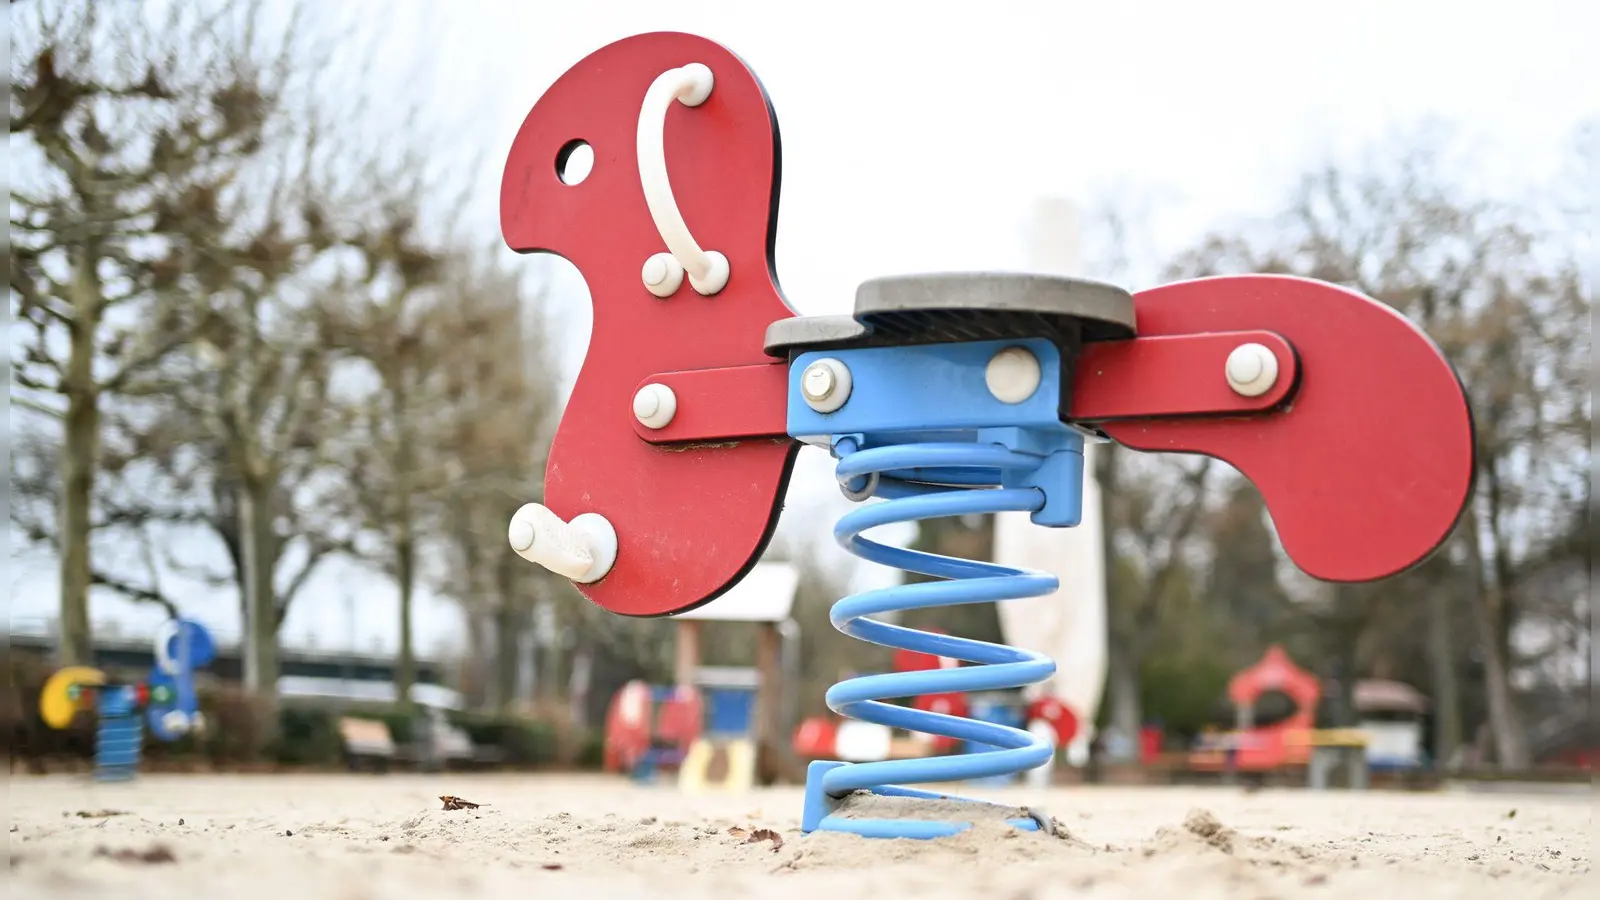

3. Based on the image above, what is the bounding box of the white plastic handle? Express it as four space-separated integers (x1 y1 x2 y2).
508 503 618 584
637 62 730 296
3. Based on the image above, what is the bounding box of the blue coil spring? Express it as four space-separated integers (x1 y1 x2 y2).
802 439 1061 840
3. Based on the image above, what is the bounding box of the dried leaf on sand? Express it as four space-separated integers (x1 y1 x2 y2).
93 844 176 864
725 825 783 851
746 828 784 852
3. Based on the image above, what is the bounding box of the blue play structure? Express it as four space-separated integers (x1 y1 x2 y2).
93 685 144 782
702 686 757 737
39 617 218 782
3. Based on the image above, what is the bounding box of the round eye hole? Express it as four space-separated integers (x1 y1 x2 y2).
556 139 593 185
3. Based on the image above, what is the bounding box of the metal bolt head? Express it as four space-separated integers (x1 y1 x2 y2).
802 364 835 401
800 358 852 413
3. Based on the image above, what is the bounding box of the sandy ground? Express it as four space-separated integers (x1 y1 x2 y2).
5 773 1592 899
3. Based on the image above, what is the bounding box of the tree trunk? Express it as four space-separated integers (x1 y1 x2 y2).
392 377 418 707
1462 510 1529 768
240 478 281 749
56 252 103 667
1425 585 1464 769
1095 441 1121 753
1104 638 1142 762
460 609 491 709
493 603 521 715
491 554 522 714
395 529 416 706
57 378 99 667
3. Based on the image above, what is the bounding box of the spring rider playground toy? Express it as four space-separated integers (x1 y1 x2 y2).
500 32 1475 838
39 617 216 781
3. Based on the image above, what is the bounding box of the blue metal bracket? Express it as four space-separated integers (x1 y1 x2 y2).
787 338 1085 527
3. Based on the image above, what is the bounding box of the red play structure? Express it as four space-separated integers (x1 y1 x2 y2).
1189 645 1322 773
602 680 703 778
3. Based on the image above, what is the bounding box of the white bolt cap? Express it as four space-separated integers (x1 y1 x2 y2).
1225 343 1279 397
642 252 684 298
633 383 677 429
986 346 1042 404
801 358 852 413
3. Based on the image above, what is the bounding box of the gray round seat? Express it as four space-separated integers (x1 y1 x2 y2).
765 272 1136 357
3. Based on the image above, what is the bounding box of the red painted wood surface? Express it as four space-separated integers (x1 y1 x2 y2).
501 32 799 617
1070 330 1296 421
631 331 1302 447
1100 275 1474 584
631 363 790 444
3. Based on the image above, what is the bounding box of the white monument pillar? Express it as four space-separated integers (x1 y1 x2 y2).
993 197 1110 774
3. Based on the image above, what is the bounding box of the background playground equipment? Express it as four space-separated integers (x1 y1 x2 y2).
601 680 703 782
600 562 799 790
1186 645 1431 788
38 618 217 781
498 32 1475 839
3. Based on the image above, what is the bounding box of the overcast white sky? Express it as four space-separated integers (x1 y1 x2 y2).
8 0 1597 659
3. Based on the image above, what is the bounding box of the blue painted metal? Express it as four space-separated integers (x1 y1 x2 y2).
94 685 143 782
787 338 1070 444
702 687 757 737
788 340 1085 840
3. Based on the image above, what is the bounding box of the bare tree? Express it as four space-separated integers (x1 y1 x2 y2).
1098 451 1214 756
8 0 308 664
417 250 575 713
1161 125 1590 767
8 418 184 620
318 184 448 705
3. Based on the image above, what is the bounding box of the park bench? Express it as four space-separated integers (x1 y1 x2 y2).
337 716 397 773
